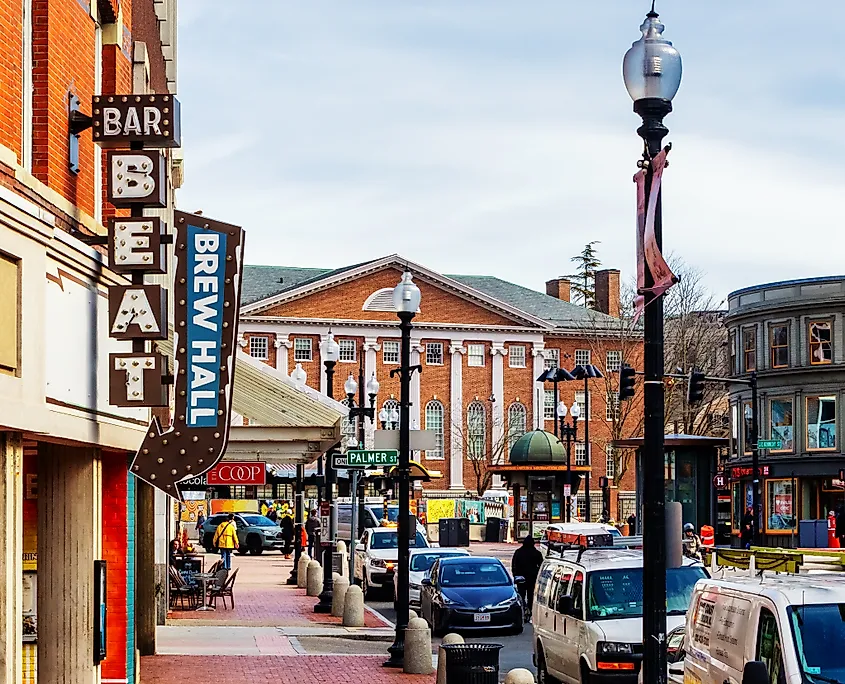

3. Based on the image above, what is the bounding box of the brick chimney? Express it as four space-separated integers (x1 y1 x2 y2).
545 277 571 302
595 269 621 317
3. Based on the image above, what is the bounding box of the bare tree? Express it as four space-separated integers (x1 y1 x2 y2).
451 416 511 497
662 257 729 436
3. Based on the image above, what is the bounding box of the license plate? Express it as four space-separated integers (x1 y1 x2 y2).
473 613 491 623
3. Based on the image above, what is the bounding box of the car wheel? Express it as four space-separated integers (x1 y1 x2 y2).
202 533 214 551
537 648 558 684
431 607 447 638
236 547 248 555
579 661 592 684
247 535 263 555
363 574 372 600
510 620 524 636
385 584 395 601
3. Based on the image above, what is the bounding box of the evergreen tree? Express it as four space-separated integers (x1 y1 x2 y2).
566 241 602 308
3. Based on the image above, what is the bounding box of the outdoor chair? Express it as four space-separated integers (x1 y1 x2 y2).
207 559 223 575
209 567 239 609
169 566 198 610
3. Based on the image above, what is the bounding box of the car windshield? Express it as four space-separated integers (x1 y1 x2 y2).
367 505 399 523
410 552 466 572
241 515 276 527
789 603 845 683
587 567 706 620
440 561 510 587
371 531 426 549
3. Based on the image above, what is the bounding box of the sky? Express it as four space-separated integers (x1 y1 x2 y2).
176 1 845 304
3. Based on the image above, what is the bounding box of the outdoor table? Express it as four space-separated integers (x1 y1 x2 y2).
193 572 216 611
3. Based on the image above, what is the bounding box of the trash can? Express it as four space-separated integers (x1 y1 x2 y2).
485 517 503 542
441 643 504 684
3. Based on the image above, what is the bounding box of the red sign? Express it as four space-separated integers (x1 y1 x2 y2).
713 474 728 489
729 465 770 480
206 462 266 486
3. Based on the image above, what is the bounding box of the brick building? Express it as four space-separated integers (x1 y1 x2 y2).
238 255 643 521
0 1 178 682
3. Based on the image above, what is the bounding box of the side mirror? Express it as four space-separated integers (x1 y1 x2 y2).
742 662 769 684
421 578 433 587
556 595 573 615
514 575 525 585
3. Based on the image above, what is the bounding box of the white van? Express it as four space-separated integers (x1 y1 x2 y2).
336 502 427 542
682 573 845 684
533 549 706 684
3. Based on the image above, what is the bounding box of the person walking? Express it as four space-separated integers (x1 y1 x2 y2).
511 535 544 621
267 505 278 523
279 507 294 559
683 523 703 561
213 513 239 570
305 509 321 558
740 505 755 550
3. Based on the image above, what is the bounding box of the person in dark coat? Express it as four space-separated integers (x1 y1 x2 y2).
511 535 544 620
740 506 755 549
279 507 295 559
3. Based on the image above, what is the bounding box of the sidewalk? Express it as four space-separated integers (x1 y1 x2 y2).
141 553 430 683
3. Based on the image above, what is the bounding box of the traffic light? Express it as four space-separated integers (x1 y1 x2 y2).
619 364 636 400
687 369 706 405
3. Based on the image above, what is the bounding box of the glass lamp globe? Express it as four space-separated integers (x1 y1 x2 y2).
378 408 389 423
290 363 307 385
389 407 400 423
623 11 682 102
366 373 380 396
344 374 358 396
570 402 581 419
556 402 568 418
392 271 422 314
323 332 340 363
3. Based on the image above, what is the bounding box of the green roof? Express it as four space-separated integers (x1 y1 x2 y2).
240 262 622 330
509 430 565 464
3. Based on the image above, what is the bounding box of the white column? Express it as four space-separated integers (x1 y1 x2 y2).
449 342 466 489
532 343 546 430
490 344 507 490
275 334 293 375
410 340 424 436
0 433 22 684
364 338 380 449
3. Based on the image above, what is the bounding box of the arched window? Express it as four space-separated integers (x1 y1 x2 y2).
466 401 486 460
362 288 395 312
507 402 527 453
340 398 359 448
424 400 445 459
381 398 400 428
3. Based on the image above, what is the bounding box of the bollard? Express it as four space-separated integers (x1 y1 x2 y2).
306 560 323 596
436 633 464 684
335 540 348 578
342 585 365 627
332 575 350 618
408 609 418 621
335 540 347 555
404 617 434 675
504 669 535 684
297 553 311 588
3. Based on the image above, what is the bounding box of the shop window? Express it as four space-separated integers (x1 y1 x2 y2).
742 327 756 372
769 324 789 368
809 321 832 365
769 399 793 452
743 401 754 454
806 396 837 450
766 479 795 533
733 481 754 533
729 330 737 374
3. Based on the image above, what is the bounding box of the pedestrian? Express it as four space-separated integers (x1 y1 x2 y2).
195 511 206 533
279 507 294 559
267 505 278 523
599 509 610 524
213 513 239 570
740 505 755 550
683 523 703 561
626 512 637 535
305 508 321 558
511 535 543 621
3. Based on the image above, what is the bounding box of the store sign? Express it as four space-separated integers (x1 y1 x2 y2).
130 211 245 498
108 284 167 340
729 465 770 480
713 473 728 489
91 94 181 148
206 462 265 486
108 217 167 273
106 150 167 207
108 351 168 407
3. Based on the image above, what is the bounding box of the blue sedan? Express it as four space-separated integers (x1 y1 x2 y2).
420 556 524 636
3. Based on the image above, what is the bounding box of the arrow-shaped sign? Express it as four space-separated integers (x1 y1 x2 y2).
130 211 245 499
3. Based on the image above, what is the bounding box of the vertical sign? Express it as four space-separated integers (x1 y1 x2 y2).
93 560 107 664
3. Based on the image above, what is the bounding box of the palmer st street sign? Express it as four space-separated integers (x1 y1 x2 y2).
346 450 399 468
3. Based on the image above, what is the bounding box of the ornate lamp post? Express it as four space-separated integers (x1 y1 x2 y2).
572 364 604 521
315 332 340 612
558 401 580 522
623 7 682 684
345 365 380 540
384 271 422 668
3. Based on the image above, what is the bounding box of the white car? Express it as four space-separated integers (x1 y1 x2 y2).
394 547 471 609
354 527 429 599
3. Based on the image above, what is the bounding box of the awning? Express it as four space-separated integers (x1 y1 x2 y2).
384 461 441 481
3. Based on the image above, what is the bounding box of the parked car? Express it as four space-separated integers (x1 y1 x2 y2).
394 547 471 609
353 528 429 599
681 573 845 684
532 549 705 684
201 513 285 555
420 556 524 637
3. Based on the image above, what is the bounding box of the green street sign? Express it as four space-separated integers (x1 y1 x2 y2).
346 449 399 467
757 439 782 450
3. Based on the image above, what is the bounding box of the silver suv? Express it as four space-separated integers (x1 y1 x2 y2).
201 513 285 555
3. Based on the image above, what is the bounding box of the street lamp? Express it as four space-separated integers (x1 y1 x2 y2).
558 401 580 522
315 332 340 613
345 363 380 542
623 7 682 684
572 364 604 522
385 271 422 669
537 366 576 438
287 363 308 586
379 406 400 430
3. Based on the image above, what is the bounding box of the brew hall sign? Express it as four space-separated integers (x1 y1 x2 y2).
92 94 245 498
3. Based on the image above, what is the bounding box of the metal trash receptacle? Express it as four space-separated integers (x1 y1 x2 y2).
485 517 503 542
442 643 504 684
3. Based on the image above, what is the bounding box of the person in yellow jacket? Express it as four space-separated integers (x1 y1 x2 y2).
213 513 239 570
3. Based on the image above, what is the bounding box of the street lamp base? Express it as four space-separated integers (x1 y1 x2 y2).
286 571 298 586
314 591 333 613
383 638 405 668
